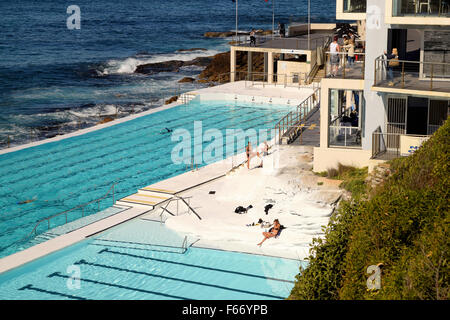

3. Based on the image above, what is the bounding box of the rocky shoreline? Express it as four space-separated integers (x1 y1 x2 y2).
135 29 271 82
135 50 264 84
136 30 270 104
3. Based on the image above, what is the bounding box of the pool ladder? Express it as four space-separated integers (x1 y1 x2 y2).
19 183 117 244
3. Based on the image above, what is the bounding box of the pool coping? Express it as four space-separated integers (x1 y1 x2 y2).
0 100 183 156
0 83 309 274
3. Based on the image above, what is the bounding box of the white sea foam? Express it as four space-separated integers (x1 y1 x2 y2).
101 49 220 75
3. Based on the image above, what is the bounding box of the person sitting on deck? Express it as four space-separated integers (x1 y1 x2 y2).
254 141 269 168
257 219 281 246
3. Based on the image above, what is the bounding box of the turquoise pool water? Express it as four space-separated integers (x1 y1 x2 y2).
0 219 304 300
0 99 294 258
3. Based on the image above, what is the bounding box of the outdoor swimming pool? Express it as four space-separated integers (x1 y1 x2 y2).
0 219 304 300
0 99 295 258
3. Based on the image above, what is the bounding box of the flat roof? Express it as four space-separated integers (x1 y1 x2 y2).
233 32 333 52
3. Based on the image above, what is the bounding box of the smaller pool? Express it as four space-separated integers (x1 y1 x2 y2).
0 218 304 300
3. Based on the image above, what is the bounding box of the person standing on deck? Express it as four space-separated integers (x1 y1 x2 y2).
246 141 252 169
329 36 340 77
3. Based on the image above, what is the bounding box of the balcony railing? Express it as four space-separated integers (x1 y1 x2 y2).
344 0 367 13
392 0 450 17
372 130 431 160
325 51 366 79
232 35 330 51
329 125 362 147
374 57 450 93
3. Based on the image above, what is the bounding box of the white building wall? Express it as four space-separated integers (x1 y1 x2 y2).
362 0 390 151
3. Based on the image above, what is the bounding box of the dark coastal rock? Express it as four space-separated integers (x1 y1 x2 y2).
178 77 196 83
204 31 236 38
135 60 185 74
134 56 214 75
165 96 179 105
198 51 265 83
183 56 214 67
177 48 207 52
97 117 115 125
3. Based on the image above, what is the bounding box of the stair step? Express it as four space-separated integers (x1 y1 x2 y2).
136 190 172 201
139 186 176 195
116 200 155 208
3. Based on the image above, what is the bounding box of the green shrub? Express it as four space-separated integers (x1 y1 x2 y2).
289 118 449 300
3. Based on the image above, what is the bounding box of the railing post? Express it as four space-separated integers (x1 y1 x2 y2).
401 61 405 88
343 52 346 78
430 64 434 90
374 59 377 86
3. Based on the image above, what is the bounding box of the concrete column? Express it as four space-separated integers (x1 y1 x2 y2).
230 48 236 82
363 0 389 151
267 51 274 84
247 51 253 80
264 52 268 77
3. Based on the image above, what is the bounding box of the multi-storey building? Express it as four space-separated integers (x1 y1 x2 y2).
314 0 449 172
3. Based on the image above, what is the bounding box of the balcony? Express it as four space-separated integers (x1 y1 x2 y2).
325 45 366 80
387 0 450 24
372 130 430 160
232 34 330 51
373 57 450 97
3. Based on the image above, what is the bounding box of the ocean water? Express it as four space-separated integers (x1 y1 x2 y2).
0 0 336 146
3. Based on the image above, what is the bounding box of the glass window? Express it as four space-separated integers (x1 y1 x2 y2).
392 0 450 17
343 0 367 13
328 89 363 148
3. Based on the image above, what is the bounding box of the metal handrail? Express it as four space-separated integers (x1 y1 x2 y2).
219 71 319 89
24 183 117 241
274 87 321 144
158 195 201 221
374 57 450 90
181 235 188 253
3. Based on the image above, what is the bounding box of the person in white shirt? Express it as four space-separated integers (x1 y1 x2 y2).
329 36 340 77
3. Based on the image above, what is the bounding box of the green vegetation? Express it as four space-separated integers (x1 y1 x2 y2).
290 119 449 300
315 164 368 198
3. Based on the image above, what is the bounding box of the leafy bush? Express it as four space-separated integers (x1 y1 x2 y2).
289 118 449 300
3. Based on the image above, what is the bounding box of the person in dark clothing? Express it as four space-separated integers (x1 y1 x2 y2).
278 22 285 38
249 29 256 46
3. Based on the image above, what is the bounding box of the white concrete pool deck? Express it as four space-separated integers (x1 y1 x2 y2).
0 82 328 273
157 145 343 260
190 81 317 105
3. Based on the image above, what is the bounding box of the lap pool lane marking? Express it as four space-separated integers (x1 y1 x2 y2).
69 259 285 300
99 248 295 285
98 248 295 299
46 271 191 300
18 284 90 300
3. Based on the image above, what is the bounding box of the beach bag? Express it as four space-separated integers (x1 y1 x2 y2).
389 56 399 67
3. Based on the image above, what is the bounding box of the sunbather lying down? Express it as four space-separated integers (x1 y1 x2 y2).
257 219 284 246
